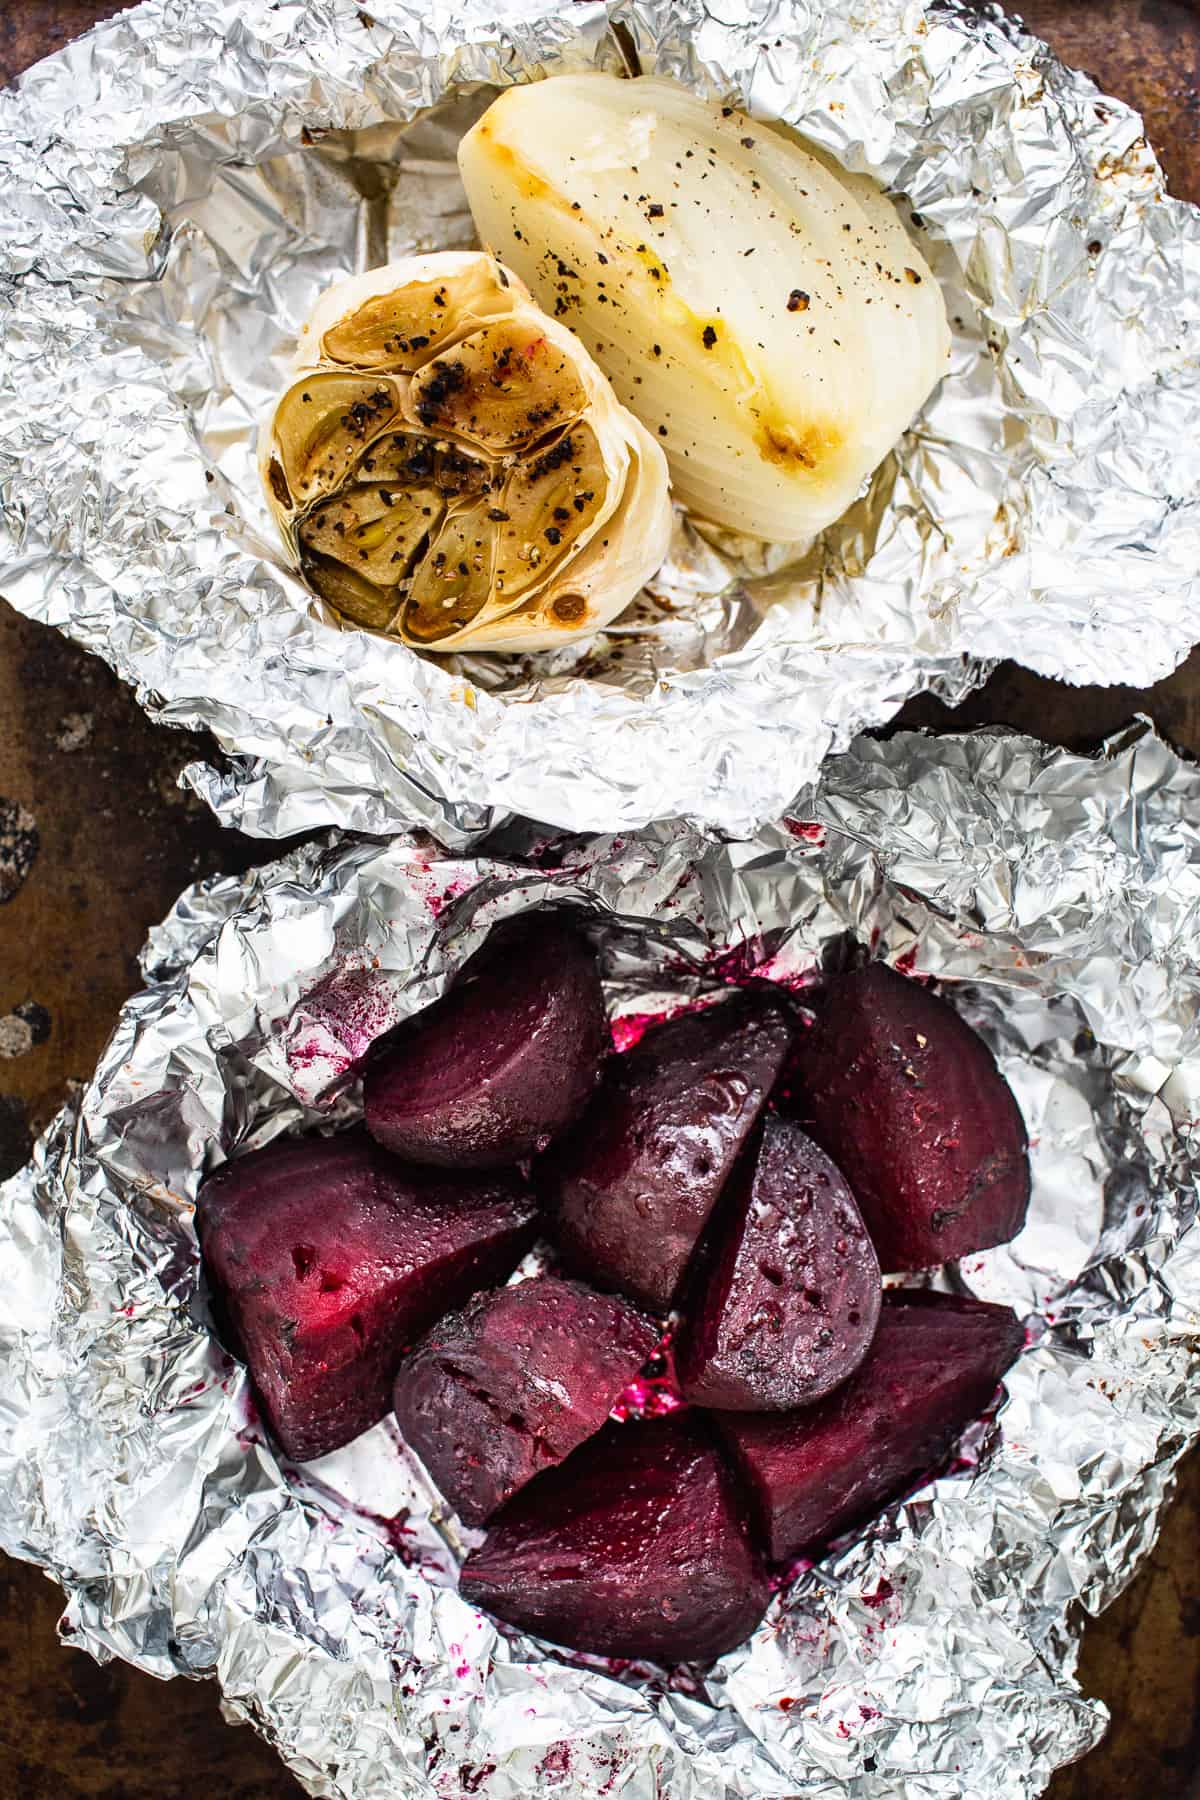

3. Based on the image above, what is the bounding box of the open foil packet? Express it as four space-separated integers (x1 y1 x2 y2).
0 0 1198 840
1 724 1198 1800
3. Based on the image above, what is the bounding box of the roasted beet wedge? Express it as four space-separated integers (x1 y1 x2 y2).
677 1116 880 1411
540 993 792 1311
713 1289 1024 1560
394 1274 659 1524
364 915 606 1169
198 1131 537 1462
789 963 1030 1270
460 1413 771 1661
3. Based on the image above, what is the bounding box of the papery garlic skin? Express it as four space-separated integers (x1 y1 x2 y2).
459 77 951 545
260 252 672 652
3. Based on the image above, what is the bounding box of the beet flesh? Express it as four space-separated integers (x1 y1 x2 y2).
394 1274 660 1524
712 1289 1024 1560
460 1413 771 1661
364 915 606 1169
198 1130 537 1462
677 1116 880 1411
789 963 1030 1270
540 993 792 1311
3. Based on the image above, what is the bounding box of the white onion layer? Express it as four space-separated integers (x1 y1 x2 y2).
459 75 951 544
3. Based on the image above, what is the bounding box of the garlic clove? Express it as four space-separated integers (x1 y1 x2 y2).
299 484 445 588
404 507 499 644
493 422 608 602
301 251 520 371
270 372 401 508
407 319 589 454
301 551 402 631
358 432 494 504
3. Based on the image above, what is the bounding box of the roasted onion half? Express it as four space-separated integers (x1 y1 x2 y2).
260 252 672 652
460 76 951 544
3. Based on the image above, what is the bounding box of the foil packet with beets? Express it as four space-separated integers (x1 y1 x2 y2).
1 724 1199 1800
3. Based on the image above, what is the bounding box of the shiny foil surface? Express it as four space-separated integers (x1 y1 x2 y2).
1 724 1198 1799
0 0 1198 839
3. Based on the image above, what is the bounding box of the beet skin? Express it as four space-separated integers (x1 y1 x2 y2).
790 963 1030 1270
394 1274 660 1524
713 1288 1024 1560
540 993 792 1311
677 1116 880 1411
460 1413 772 1661
364 914 606 1169
198 1130 537 1462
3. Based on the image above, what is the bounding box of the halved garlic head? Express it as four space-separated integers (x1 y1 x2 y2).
459 76 952 544
261 251 671 652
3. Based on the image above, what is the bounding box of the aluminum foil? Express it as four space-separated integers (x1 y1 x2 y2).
1 0 1199 840
2 722 1198 1800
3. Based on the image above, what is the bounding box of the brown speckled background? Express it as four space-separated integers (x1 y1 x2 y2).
0 3 1197 1796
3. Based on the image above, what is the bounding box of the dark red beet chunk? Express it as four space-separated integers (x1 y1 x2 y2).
460 1413 771 1661
198 1130 537 1462
677 1116 880 1411
364 915 606 1169
712 1289 1024 1560
789 963 1030 1270
540 993 792 1311
394 1274 659 1524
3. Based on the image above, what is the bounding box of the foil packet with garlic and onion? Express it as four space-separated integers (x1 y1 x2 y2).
0 0 1198 840
1 723 1198 1800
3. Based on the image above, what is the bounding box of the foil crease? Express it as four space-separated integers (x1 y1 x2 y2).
2 723 1199 1800
1 0 1199 840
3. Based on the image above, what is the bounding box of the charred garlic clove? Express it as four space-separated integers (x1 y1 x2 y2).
299 484 445 587
315 258 512 370
261 252 671 652
268 373 402 510
407 320 589 453
493 427 607 600
459 76 951 545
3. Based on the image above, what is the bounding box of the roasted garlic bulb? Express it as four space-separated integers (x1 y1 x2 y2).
260 253 672 652
460 77 951 544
